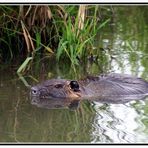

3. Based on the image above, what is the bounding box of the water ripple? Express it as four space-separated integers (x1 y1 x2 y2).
90 101 148 143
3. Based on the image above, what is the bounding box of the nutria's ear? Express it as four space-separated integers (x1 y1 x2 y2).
69 81 80 92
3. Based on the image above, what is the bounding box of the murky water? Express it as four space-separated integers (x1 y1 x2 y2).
1 6 148 143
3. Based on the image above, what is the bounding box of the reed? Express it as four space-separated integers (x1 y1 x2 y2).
56 5 110 66
0 5 111 69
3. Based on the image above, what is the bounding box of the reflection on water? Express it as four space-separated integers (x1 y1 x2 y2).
31 96 80 110
1 69 148 143
1 6 148 143
30 94 148 110
91 100 148 143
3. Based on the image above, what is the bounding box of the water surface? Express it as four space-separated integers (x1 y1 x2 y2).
1 6 148 143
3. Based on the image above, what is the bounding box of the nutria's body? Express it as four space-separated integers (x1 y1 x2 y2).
31 73 148 101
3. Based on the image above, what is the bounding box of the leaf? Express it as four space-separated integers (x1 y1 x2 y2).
44 46 54 53
56 40 68 60
35 32 41 48
17 57 33 74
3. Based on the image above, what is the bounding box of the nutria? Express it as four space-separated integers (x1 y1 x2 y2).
30 73 148 102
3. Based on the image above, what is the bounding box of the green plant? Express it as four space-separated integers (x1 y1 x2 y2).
0 5 110 73
55 5 110 67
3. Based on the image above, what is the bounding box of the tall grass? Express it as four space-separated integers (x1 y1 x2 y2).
0 5 111 73
56 6 110 65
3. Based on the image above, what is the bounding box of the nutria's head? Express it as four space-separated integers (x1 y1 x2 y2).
30 79 82 99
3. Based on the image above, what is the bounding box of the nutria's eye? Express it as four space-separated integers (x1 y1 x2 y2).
70 81 80 92
32 90 38 95
55 84 63 88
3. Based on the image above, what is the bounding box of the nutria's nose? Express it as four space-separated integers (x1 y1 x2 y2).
31 87 39 95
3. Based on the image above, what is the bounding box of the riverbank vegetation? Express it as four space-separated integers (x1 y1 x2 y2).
0 5 113 72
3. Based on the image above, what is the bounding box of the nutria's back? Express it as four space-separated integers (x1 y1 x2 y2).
83 73 148 97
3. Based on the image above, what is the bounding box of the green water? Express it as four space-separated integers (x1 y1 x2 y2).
1 6 148 143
